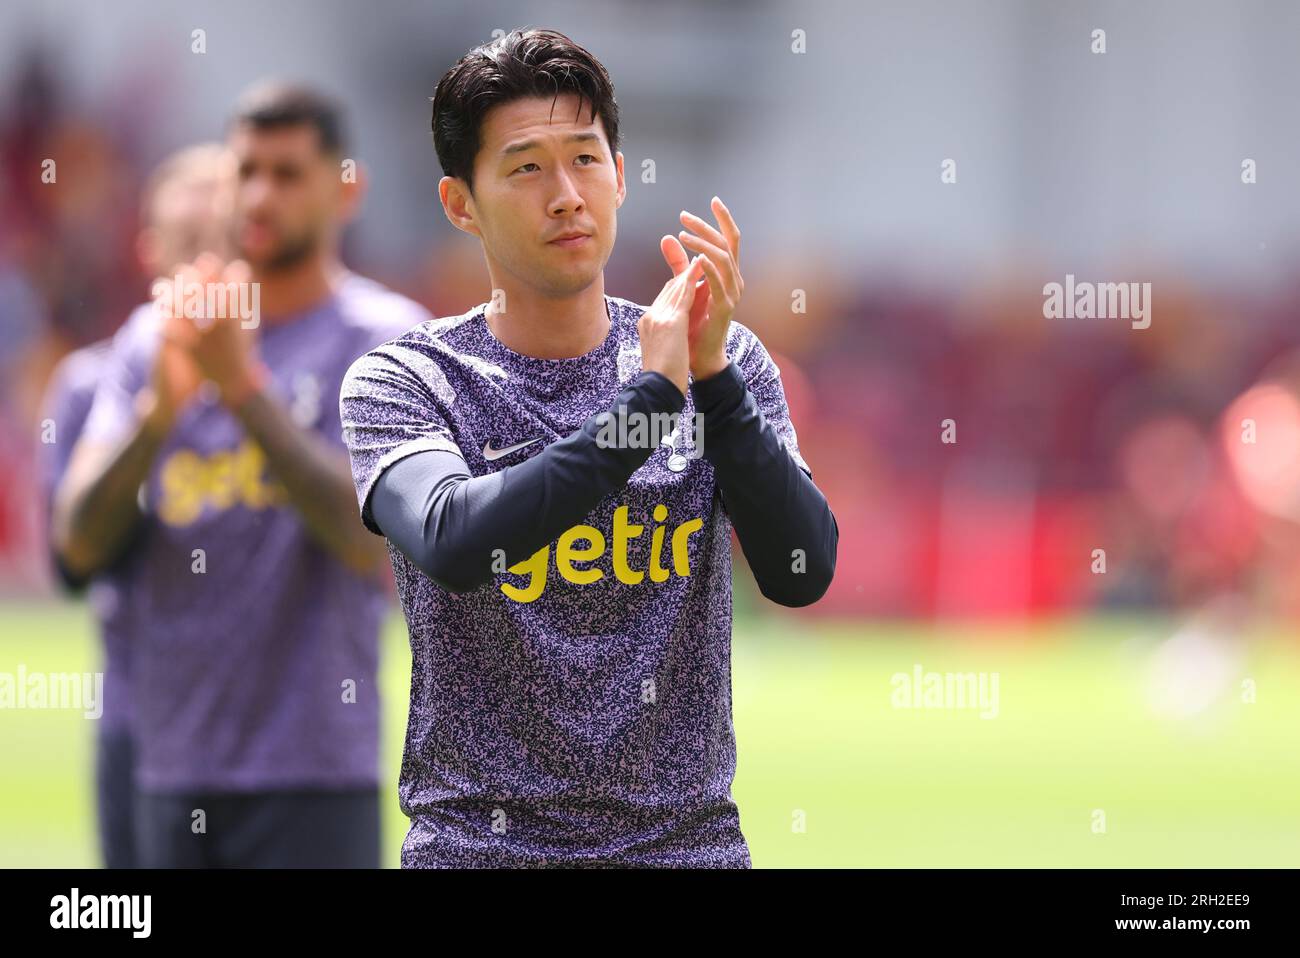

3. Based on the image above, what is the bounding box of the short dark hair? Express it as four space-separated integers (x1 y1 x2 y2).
431 28 621 194
231 81 348 155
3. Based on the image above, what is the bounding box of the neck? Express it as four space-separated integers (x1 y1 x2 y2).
484 273 609 359
252 249 339 323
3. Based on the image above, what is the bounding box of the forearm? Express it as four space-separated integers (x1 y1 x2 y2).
52 391 167 580
233 385 389 576
370 371 685 592
691 362 837 606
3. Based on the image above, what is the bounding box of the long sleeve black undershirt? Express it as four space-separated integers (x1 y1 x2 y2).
689 361 838 606
369 364 837 605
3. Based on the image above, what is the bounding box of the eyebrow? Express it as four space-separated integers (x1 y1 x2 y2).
500 131 601 157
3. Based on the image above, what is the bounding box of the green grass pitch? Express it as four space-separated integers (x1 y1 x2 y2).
2 601 1297 867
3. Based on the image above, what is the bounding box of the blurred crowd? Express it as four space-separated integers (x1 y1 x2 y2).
4 51 1300 621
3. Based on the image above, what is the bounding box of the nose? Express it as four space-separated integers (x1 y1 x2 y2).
241 172 274 213
548 167 584 218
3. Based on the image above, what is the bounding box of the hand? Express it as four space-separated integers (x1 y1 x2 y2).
144 265 209 431
162 254 265 408
638 255 707 397
147 320 204 428
661 195 743 380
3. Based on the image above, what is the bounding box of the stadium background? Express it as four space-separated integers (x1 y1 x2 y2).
3 0 1300 866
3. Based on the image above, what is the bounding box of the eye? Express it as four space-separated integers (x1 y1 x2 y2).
576 154 597 165
513 162 540 174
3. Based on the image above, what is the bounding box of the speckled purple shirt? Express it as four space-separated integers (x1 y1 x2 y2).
340 294 810 867
81 277 428 792
39 339 136 732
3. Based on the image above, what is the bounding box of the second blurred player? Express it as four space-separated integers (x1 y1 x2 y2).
52 84 429 868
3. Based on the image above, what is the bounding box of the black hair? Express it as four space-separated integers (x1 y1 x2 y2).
231 81 347 155
431 28 620 194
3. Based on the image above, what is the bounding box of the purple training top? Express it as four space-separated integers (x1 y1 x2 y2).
340 293 810 867
39 339 136 732
81 275 428 793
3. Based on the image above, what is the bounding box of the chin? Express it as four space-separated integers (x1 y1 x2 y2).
525 258 593 292
549 269 601 296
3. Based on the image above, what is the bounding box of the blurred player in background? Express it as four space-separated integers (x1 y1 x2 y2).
37 142 233 868
51 83 429 868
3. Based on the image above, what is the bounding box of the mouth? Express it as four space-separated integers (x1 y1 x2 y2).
241 221 277 247
548 233 591 249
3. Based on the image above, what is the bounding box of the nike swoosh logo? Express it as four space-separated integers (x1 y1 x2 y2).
482 437 542 461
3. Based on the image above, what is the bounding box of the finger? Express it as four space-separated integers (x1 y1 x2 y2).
677 231 739 301
687 277 712 333
222 259 252 286
678 209 728 255
221 260 257 332
695 252 732 315
157 263 203 323
161 313 197 348
172 261 203 292
660 234 690 276
669 256 704 311
651 257 691 310
193 252 224 285
710 196 741 267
